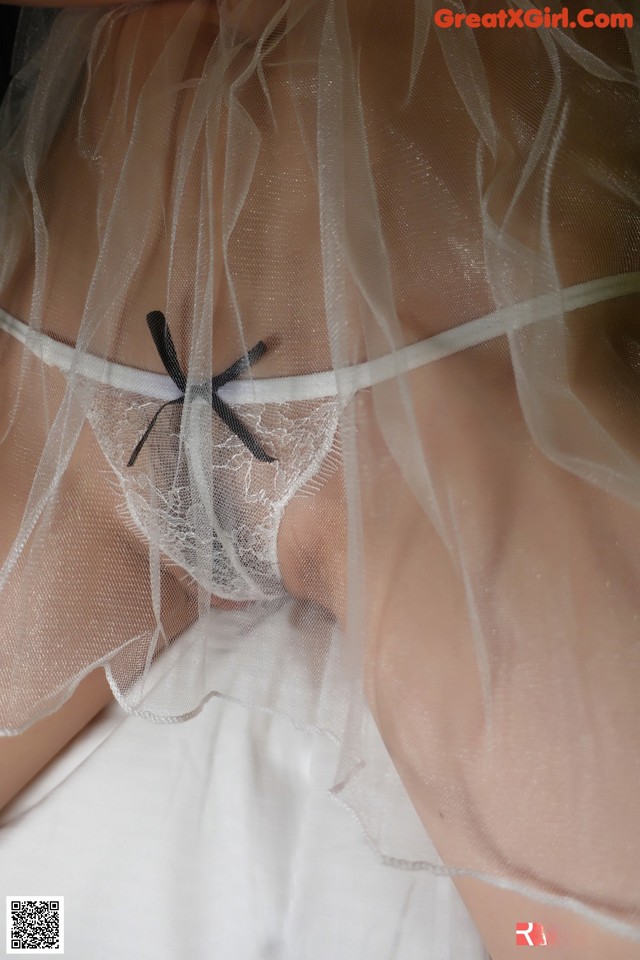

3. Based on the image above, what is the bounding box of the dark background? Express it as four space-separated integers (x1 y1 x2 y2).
1 7 20 102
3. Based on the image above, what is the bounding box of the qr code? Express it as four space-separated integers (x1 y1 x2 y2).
6 897 64 954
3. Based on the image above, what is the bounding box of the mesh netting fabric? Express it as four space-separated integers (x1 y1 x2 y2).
0 0 639 947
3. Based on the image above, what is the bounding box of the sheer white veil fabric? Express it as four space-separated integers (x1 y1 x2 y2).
0 0 639 947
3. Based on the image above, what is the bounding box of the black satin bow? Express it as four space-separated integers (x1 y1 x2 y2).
127 311 276 467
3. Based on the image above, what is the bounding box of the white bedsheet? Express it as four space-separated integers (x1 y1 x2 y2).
0 606 488 960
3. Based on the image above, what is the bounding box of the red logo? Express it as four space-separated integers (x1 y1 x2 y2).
515 922 548 946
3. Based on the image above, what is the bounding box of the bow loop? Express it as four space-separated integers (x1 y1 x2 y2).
127 311 276 467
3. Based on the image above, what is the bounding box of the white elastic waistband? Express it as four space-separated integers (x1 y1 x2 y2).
1 271 639 405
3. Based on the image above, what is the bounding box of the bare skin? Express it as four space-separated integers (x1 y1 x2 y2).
1 4 639 958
